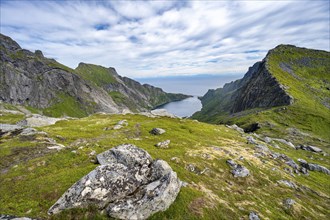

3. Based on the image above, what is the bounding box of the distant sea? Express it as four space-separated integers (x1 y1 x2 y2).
135 74 243 96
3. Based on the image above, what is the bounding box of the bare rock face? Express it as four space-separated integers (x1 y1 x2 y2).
48 144 181 220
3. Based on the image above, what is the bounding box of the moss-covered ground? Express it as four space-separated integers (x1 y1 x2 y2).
1 111 329 219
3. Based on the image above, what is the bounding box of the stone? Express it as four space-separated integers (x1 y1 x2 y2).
0 214 34 220
277 180 297 189
249 211 260 220
274 139 295 149
255 144 269 153
247 136 257 145
283 198 295 209
155 140 170 149
47 144 65 151
299 145 322 153
227 124 244 133
226 160 249 177
298 158 330 175
0 123 23 136
49 144 181 219
113 120 128 130
17 114 65 127
286 160 299 170
150 109 178 118
150 127 166 135
264 137 272 143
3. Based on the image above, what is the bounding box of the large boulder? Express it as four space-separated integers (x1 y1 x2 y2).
48 144 181 220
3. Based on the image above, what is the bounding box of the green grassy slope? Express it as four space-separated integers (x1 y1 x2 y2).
75 63 117 88
193 45 330 142
1 112 329 219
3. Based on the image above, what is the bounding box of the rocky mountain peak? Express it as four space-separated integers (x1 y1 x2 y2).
0 33 21 51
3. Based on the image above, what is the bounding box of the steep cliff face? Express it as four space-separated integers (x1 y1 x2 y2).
193 45 330 139
75 63 190 111
0 34 189 117
0 34 121 117
196 58 293 119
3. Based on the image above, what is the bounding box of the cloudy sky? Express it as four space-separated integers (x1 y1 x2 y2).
1 0 329 78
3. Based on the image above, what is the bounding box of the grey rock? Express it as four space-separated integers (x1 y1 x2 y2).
298 158 330 175
150 128 166 135
300 167 309 175
150 109 178 118
0 214 34 220
274 139 296 149
277 180 297 189
0 123 23 133
49 144 181 219
247 136 257 145
226 124 244 133
264 137 272 143
17 114 66 127
155 140 170 149
97 144 152 167
113 120 128 130
226 160 249 177
286 160 299 170
299 145 322 153
226 159 237 168
283 198 295 209
249 211 260 220
185 164 196 173
47 144 65 151
232 165 250 177
255 144 269 153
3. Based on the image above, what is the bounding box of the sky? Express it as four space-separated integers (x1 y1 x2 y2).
0 0 329 78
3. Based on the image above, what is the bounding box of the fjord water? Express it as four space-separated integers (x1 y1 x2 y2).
155 96 202 117
137 74 242 117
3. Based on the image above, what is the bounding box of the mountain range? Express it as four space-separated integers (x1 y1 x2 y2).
0 33 189 117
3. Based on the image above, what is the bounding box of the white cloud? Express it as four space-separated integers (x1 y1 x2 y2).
0 0 329 78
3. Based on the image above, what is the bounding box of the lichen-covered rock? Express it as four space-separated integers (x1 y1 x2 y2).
298 145 322 153
150 128 166 135
283 198 295 209
298 159 330 175
226 159 250 177
48 144 181 220
249 211 260 220
155 140 170 148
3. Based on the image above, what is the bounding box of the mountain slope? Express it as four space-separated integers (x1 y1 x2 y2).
75 63 190 111
192 45 330 141
0 33 189 117
0 34 121 117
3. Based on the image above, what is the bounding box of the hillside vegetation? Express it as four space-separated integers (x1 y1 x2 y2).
0 106 329 219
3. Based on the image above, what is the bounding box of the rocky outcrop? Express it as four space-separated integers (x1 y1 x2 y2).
298 159 330 175
226 159 250 177
48 144 181 219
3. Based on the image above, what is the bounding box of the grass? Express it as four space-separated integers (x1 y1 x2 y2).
0 113 329 219
43 93 88 118
75 63 117 88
